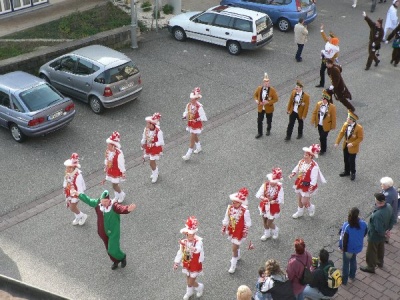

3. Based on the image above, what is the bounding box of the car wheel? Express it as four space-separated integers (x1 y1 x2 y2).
39 74 51 84
277 18 291 32
89 96 105 114
9 123 26 143
227 41 241 55
173 27 187 41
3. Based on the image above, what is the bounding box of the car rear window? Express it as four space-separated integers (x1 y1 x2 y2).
94 61 139 84
19 84 63 112
256 16 269 34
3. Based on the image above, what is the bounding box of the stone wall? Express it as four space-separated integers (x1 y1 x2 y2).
0 26 135 75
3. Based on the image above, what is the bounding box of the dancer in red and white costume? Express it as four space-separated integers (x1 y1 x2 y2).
256 167 284 240
174 216 204 300
63 153 87 226
141 113 164 183
222 188 252 274
289 144 326 219
182 87 207 161
104 131 126 203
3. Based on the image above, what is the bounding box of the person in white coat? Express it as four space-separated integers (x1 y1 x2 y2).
383 0 399 41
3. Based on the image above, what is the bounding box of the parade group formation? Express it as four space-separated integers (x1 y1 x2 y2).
60 2 400 300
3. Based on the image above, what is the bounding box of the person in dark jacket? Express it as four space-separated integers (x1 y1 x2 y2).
363 11 384 70
326 59 355 112
360 193 395 273
386 23 400 67
339 207 368 285
303 249 338 299
380 177 398 243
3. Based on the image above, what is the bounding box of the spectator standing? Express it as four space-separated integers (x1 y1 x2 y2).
253 73 279 139
294 18 308 62
326 59 355 112
363 11 384 70
284 81 310 141
360 193 395 273
287 238 312 300
315 24 340 88
173 216 204 300
303 249 338 299
222 188 252 274
387 22 400 66
141 113 164 183
380 177 398 236
383 0 399 41
256 167 284 240
289 144 326 219
339 207 368 285
311 89 336 155
182 87 207 160
334 111 364 181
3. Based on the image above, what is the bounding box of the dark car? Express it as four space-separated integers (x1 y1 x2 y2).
0 71 75 142
220 0 317 32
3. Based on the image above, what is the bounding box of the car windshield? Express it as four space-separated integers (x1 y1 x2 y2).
96 61 139 84
19 84 63 112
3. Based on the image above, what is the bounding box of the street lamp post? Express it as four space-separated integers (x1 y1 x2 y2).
131 0 138 49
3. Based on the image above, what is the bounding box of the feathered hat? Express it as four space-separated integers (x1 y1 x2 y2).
180 216 199 234
106 131 121 148
190 87 202 99
302 144 321 158
64 153 81 168
267 167 283 183
229 187 249 205
145 112 161 126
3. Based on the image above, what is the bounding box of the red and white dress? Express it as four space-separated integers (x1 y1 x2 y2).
291 159 326 197
222 205 252 245
182 102 207 134
141 126 164 160
256 182 284 219
63 169 86 205
174 236 204 278
104 148 126 183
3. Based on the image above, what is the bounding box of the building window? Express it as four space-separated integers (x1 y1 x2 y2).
0 0 12 13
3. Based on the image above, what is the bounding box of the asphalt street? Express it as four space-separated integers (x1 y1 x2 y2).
1 0 399 299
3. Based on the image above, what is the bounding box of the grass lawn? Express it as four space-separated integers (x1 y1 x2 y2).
0 2 131 60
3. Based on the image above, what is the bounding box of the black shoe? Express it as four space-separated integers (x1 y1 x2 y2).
111 262 119 270
315 84 324 88
350 173 356 181
284 136 291 141
266 130 270 136
255 133 262 139
339 172 350 177
375 60 380 67
296 134 303 139
296 58 302 62
365 66 370 70
377 263 384 267
121 255 127 268
319 151 326 156
390 59 394 64
360 266 375 273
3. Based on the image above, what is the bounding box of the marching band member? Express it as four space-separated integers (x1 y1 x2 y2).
256 168 284 241
173 216 204 300
141 113 164 183
222 188 252 274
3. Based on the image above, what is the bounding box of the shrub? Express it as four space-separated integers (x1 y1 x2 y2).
141 1 152 12
162 4 174 14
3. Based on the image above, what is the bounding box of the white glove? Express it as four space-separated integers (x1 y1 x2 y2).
329 85 334 90
385 40 389 44
372 42 375 47
362 11 366 17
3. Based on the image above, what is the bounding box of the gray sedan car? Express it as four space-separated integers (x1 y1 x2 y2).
39 45 143 114
0 71 76 142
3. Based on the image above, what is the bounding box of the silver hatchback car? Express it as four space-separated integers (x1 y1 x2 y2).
0 71 76 142
39 45 143 114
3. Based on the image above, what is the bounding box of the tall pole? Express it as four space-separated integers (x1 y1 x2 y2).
131 0 138 49
155 0 158 33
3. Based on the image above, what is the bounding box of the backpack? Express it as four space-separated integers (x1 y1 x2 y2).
268 278 296 300
324 265 342 289
393 37 400 48
295 256 313 285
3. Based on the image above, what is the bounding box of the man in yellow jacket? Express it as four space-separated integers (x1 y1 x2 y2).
253 73 279 138
285 80 310 141
311 89 336 155
334 111 364 181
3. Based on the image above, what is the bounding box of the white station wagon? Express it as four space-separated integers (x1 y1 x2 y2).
168 5 273 55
